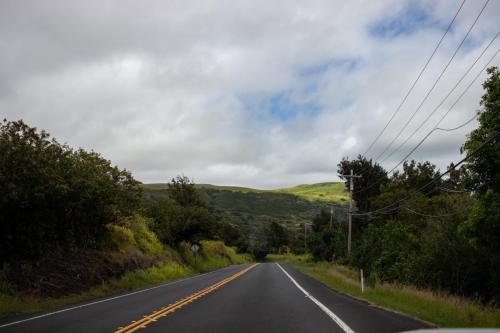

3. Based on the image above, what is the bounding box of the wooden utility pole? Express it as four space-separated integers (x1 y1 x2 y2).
342 169 362 255
303 223 308 251
329 206 333 229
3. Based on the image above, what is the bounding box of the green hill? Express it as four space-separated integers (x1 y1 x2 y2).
142 182 348 204
142 182 323 219
141 182 347 240
142 183 262 193
274 182 348 202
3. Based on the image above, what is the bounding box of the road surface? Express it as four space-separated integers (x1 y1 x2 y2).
0 263 431 333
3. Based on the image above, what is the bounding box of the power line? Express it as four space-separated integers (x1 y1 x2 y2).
361 185 440 218
434 113 479 131
352 130 498 217
362 0 467 156
439 186 469 193
373 0 491 162
354 47 499 195
403 207 459 218
385 49 499 175
380 31 500 164
353 114 480 196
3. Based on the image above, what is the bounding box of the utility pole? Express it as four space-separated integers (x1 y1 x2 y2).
329 206 334 229
304 223 307 251
342 169 362 256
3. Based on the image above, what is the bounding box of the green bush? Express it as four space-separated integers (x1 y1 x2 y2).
108 215 164 255
0 119 142 264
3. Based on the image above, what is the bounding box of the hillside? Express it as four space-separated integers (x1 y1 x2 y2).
274 182 348 202
141 182 348 246
143 182 348 203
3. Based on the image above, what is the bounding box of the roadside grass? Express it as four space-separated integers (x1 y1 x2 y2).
269 254 500 328
0 241 250 318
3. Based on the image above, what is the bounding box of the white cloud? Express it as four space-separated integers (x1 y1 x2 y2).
0 0 499 188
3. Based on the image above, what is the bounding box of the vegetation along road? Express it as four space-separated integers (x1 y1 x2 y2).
0 263 430 333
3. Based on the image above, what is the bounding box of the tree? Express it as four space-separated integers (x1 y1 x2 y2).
216 221 248 252
459 67 500 302
461 190 500 301
461 67 500 194
168 175 204 207
0 119 142 264
441 162 469 192
391 160 441 197
337 155 387 213
311 208 330 232
144 175 218 246
266 221 288 252
308 209 346 261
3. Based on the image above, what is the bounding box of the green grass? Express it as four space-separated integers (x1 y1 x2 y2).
269 254 500 328
274 182 348 203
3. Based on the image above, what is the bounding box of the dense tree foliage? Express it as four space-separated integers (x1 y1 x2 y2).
391 160 441 196
459 66 500 301
142 175 249 251
0 119 250 272
461 67 500 194
337 155 387 212
266 221 288 252
309 209 346 261
0 120 142 264
143 176 218 246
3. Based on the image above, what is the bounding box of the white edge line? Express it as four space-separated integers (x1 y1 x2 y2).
276 263 355 333
0 264 242 329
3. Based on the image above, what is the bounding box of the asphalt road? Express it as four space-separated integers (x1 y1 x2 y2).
0 262 431 333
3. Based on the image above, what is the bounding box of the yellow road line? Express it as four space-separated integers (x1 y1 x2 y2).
115 263 259 333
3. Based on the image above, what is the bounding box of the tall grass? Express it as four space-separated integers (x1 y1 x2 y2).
269 254 500 327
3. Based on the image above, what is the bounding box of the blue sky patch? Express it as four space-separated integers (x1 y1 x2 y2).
369 1 443 38
299 58 360 78
240 91 323 122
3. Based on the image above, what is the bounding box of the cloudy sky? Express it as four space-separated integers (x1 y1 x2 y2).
1 0 499 188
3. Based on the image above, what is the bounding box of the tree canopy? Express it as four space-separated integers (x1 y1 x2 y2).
0 119 142 264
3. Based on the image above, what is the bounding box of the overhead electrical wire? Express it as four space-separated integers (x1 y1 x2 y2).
373 0 491 162
355 28 498 178
439 186 468 193
403 207 460 218
353 46 499 195
384 48 498 175
380 31 500 164
354 115 480 196
362 0 467 156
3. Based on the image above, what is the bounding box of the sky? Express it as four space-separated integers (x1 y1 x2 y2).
1 0 499 188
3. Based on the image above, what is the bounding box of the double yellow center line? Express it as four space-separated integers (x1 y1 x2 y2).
115 263 259 333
